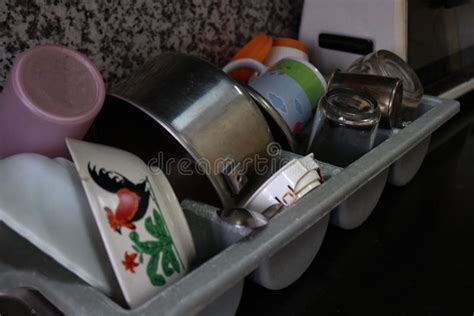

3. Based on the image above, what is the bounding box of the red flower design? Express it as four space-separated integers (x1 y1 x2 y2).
293 121 302 133
122 251 139 273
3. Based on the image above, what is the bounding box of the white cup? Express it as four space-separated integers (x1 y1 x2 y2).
241 154 323 213
223 37 309 73
223 57 327 134
223 58 269 76
265 44 309 67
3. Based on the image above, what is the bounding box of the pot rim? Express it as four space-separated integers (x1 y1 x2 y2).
107 93 233 208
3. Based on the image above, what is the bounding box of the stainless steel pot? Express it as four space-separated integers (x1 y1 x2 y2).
87 53 273 208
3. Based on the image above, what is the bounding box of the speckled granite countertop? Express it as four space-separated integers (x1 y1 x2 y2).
0 0 303 89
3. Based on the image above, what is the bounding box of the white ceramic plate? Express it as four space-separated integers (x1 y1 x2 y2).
0 153 117 295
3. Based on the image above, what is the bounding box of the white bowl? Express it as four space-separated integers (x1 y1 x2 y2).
66 139 196 308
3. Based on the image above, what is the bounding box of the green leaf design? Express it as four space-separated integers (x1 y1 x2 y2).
144 217 160 238
147 253 166 286
162 247 181 276
128 207 183 287
154 209 168 231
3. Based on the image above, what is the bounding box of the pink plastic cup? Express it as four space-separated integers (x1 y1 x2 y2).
0 44 105 158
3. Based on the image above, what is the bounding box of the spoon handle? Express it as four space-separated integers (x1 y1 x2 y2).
262 203 284 220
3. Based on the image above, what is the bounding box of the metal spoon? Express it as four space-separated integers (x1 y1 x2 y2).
218 204 284 229
218 207 269 229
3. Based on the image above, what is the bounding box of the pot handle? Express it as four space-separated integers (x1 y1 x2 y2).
222 58 268 77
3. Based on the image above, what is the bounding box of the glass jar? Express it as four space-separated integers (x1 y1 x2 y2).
307 88 381 167
347 50 423 125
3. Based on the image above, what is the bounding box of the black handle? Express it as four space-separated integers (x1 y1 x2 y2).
430 0 470 8
319 33 374 55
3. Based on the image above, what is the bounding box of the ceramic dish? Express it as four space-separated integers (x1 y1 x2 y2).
241 154 323 213
67 139 196 308
0 153 117 295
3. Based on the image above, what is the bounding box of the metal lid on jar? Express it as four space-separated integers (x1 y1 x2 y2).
320 88 381 129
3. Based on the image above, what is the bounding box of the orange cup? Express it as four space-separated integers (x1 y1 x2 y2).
228 33 273 82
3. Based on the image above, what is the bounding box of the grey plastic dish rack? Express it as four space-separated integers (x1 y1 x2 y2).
0 96 459 315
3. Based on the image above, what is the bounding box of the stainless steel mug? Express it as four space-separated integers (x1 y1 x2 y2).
328 70 403 129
